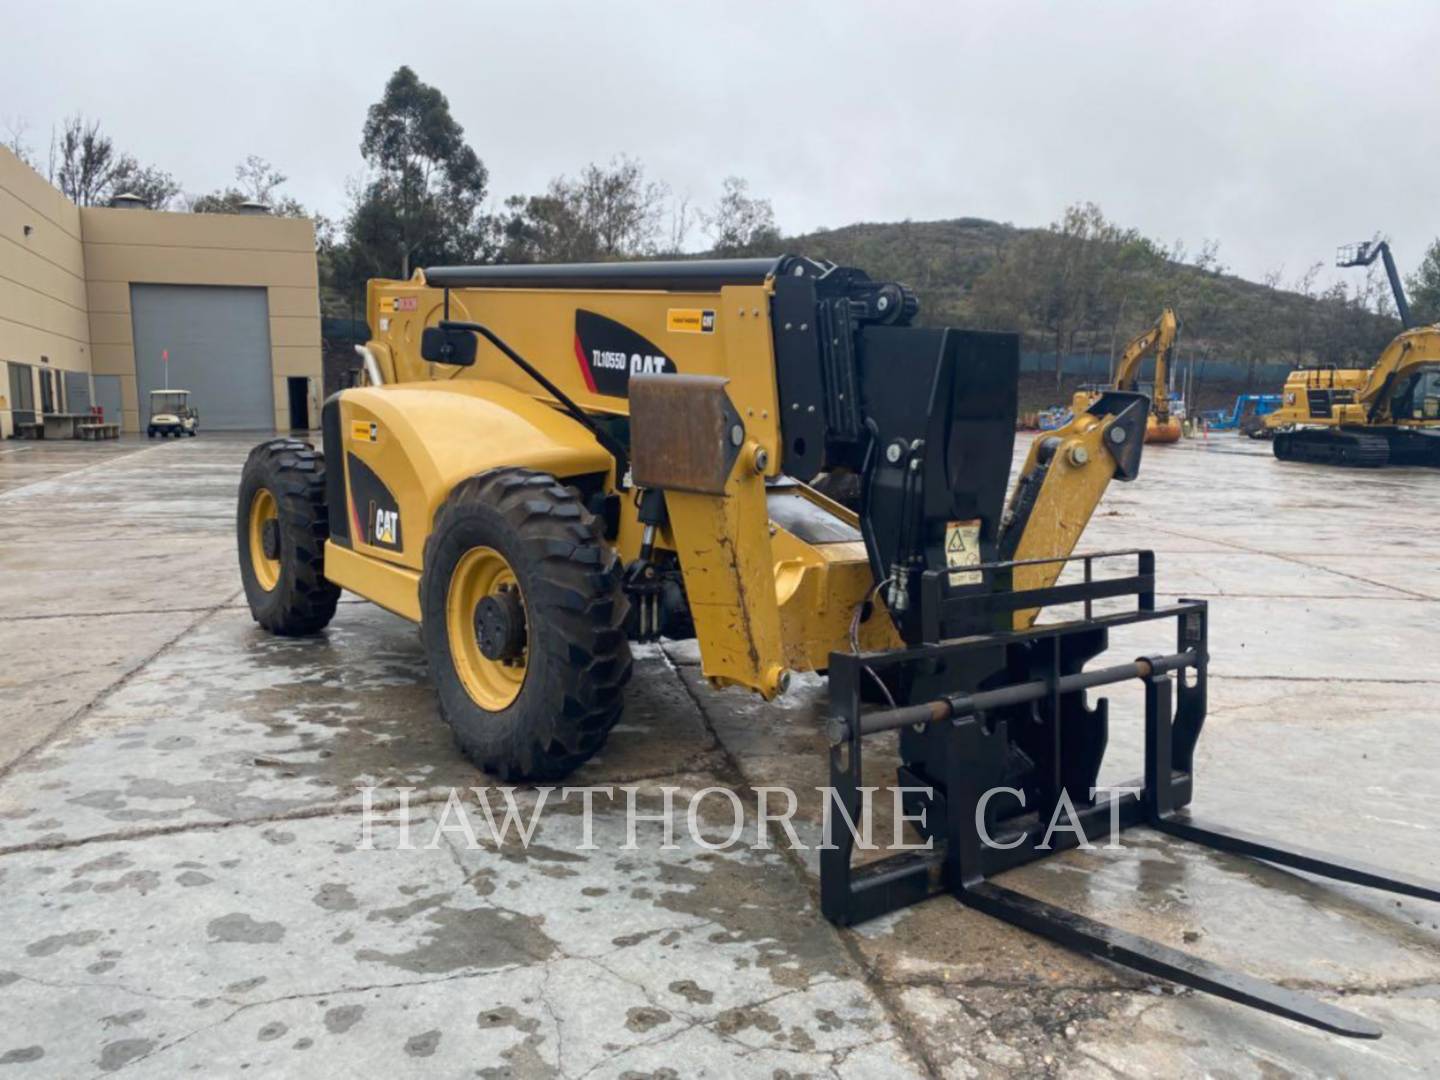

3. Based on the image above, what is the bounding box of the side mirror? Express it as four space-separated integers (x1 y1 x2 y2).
421 326 478 366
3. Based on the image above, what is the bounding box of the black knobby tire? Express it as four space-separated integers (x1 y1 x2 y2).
237 438 340 635
420 468 633 780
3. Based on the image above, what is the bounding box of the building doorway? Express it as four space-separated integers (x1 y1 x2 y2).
7 362 36 424
39 368 58 413
287 376 311 431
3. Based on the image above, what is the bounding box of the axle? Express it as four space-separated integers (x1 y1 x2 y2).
829 649 1198 743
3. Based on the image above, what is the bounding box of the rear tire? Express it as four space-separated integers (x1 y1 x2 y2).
237 438 340 635
420 467 632 780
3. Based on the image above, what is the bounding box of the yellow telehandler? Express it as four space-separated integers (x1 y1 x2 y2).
237 256 1434 1038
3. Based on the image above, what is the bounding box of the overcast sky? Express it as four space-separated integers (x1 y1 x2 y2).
5 1 1437 290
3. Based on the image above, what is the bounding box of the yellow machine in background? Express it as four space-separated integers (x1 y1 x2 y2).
1267 240 1440 466
1077 308 1181 443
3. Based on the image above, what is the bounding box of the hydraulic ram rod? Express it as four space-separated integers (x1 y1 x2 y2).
831 650 1197 743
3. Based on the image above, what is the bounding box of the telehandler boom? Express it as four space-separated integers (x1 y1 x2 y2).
238 256 1436 1039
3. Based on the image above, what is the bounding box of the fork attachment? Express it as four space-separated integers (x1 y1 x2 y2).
821 551 1438 1040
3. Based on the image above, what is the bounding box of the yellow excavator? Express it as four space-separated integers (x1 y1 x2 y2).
236 256 1436 1039
1078 308 1181 444
1268 240 1440 467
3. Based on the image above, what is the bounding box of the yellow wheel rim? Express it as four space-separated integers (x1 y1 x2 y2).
248 488 281 592
446 546 527 711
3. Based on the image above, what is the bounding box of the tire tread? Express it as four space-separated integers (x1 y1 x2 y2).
422 467 632 780
237 438 340 636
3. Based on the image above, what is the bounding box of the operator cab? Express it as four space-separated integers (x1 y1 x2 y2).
1392 366 1440 421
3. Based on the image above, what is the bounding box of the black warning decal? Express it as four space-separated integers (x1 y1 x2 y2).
573 310 677 398
347 452 403 552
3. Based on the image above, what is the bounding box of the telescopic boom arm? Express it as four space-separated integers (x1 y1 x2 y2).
1338 238 1413 329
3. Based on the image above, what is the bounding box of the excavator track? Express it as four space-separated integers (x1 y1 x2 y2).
1387 428 1440 467
1273 428 1390 467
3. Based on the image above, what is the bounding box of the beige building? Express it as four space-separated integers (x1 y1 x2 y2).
0 145 322 436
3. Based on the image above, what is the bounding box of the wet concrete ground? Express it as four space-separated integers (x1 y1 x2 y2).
0 431 1436 1077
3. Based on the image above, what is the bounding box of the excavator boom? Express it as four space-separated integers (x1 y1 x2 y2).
1079 307 1180 443
1113 307 1179 404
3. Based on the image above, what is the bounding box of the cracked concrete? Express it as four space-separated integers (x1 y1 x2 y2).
0 432 1436 1076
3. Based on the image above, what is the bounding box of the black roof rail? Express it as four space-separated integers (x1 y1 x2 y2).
423 257 803 292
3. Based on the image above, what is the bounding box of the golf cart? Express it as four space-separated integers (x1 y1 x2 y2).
147 390 199 438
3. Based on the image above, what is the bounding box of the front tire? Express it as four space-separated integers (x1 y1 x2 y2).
237 438 340 635
420 468 632 780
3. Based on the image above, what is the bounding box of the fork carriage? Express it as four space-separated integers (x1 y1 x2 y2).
821 549 1438 1040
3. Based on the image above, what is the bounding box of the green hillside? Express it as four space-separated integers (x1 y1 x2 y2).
789 210 1400 383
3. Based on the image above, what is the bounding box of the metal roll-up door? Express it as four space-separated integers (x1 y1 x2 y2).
131 284 273 430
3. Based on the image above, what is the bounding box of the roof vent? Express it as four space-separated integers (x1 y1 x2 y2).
109 192 146 209
238 200 272 216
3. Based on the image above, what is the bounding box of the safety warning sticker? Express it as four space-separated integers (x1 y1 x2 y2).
944 519 982 586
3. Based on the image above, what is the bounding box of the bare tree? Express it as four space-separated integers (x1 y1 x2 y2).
1193 239 1227 275
3 116 32 166
498 156 669 263
188 155 305 217
52 116 121 206
1288 262 1324 364
237 155 289 203
702 176 780 256
664 192 694 255
48 115 178 209
574 156 668 256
